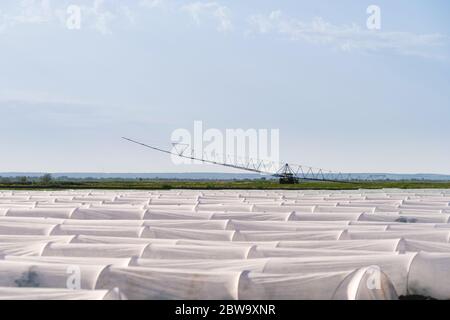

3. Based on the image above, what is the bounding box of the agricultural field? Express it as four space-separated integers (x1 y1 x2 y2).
0 188 450 299
1 177 450 190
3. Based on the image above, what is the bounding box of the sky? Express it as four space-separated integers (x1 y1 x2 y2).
0 0 449 174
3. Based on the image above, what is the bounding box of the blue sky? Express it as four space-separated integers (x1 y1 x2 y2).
0 0 449 174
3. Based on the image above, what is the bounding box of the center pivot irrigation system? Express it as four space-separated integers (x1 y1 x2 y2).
122 137 356 184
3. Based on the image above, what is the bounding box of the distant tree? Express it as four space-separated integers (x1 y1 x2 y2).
19 176 28 184
0 177 11 184
41 173 53 184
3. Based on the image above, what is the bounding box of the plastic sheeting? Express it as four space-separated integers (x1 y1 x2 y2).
96 267 243 300
239 268 398 300
0 287 123 300
0 261 106 289
5 255 131 267
0 189 450 300
263 254 415 295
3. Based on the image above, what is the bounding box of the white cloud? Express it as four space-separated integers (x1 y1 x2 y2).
181 2 232 32
15 0 52 24
248 11 448 59
139 0 166 9
247 10 281 34
81 0 116 35
0 1 232 35
119 5 137 25
0 0 53 29
0 0 123 35
0 2 446 55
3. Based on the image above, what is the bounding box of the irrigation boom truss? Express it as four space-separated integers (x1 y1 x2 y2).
122 137 355 184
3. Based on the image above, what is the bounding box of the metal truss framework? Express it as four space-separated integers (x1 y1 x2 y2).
122 137 364 183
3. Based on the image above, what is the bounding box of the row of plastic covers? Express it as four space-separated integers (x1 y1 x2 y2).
0 190 449 299
2 251 450 299
1 204 449 213
2 222 450 242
